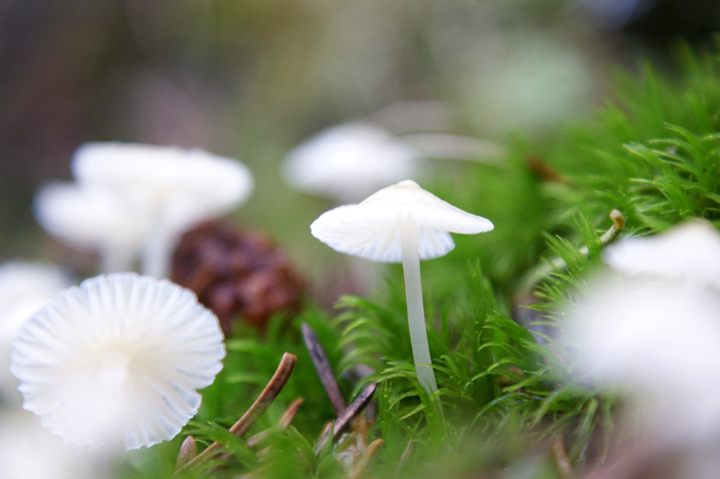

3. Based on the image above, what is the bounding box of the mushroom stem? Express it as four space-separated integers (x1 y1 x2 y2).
100 246 136 274
399 216 438 396
142 226 178 278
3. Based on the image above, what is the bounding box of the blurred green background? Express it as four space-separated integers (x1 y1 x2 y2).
1 0 718 286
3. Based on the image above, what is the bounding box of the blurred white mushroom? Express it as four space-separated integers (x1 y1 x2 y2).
367 100 453 134
311 180 493 394
10 273 225 450
0 410 95 479
399 133 506 163
566 276 720 443
603 219 720 290
565 220 720 450
34 183 152 273
70 142 254 278
281 122 423 203
0 261 71 403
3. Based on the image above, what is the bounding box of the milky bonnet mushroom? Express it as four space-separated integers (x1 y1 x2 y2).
603 219 720 290
10 273 225 450
282 122 422 203
71 142 254 278
311 180 493 394
34 183 153 273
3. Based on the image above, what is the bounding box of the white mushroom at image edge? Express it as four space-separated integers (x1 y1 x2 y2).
281 122 423 203
563 275 720 445
0 410 94 479
603 219 720 289
0 262 72 402
10 273 226 451
311 180 493 395
71 142 254 278
34 183 153 273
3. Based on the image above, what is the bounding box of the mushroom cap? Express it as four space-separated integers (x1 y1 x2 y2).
71 142 254 227
310 180 494 262
281 122 422 202
604 220 720 290
33 182 152 252
10 273 225 450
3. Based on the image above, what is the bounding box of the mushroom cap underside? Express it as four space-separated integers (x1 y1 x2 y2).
311 180 493 262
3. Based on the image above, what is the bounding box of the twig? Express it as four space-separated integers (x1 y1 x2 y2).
315 383 378 455
394 440 414 475
552 434 574 479
177 352 297 473
518 209 625 297
348 439 384 479
175 436 197 469
302 323 347 416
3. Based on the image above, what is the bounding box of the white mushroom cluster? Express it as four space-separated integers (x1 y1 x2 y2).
34 143 254 278
311 180 493 394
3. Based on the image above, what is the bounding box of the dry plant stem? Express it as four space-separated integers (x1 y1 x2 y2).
348 439 385 479
218 396 304 462
302 323 347 415
176 436 198 469
179 353 297 473
233 465 270 479
518 209 626 297
394 440 415 475
315 383 377 454
400 216 438 395
552 434 574 479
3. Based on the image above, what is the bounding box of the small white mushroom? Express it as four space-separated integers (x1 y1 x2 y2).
603 219 720 290
0 262 71 402
10 273 226 450
34 183 152 273
281 122 423 203
71 142 254 278
0 410 94 479
311 180 493 395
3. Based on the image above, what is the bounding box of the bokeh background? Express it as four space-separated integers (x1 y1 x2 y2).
1 0 719 281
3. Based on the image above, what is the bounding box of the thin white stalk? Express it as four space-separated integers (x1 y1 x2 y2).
100 246 136 274
142 226 178 279
399 216 438 396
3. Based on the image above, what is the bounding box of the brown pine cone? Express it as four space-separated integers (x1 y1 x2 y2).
171 220 305 336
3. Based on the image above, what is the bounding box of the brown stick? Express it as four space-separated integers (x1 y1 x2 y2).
348 439 384 479
178 352 297 473
302 323 347 416
175 435 197 469
552 434 574 479
315 383 377 454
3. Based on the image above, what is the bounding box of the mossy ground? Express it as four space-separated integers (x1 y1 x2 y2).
122 46 720 479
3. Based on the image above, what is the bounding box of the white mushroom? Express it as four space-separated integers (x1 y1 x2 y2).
311 180 493 394
71 142 254 278
603 219 720 290
0 262 72 402
281 122 423 203
564 274 720 444
34 183 152 273
0 410 94 479
10 273 226 450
